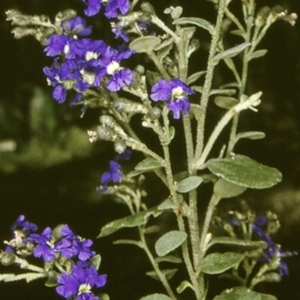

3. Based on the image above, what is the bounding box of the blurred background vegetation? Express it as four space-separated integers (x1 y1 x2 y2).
0 0 300 299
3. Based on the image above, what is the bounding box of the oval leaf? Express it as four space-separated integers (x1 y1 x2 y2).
177 176 203 193
208 237 267 250
129 36 161 53
214 42 251 64
135 157 162 171
173 17 214 34
214 96 239 109
140 294 172 300
213 287 262 300
236 131 266 141
249 49 268 60
155 230 187 257
206 155 282 189
214 178 247 198
155 255 182 264
146 268 178 281
199 252 243 275
98 208 162 237
187 71 206 85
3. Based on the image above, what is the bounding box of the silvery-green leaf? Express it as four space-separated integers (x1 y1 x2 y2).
129 36 161 53
135 157 162 171
173 171 189 182
98 294 110 300
98 208 162 237
199 252 244 275
190 104 204 122
248 49 268 60
156 43 174 61
157 198 174 211
214 96 239 109
208 237 267 250
173 17 214 34
144 225 160 234
210 89 236 96
169 126 175 141
140 294 172 300
155 255 183 264
214 42 251 64
236 131 266 141
89 254 101 270
192 85 203 93
127 170 145 177
171 6 183 19
230 29 246 38
113 239 143 248
259 294 277 300
187 71 206 85
213 287 262 300
176 280 194 293
146 70 162 86
206 155 282 189
146 269 178 280
177 176 203 193
154 38 174 51
214 178 247 198
155 231 187 257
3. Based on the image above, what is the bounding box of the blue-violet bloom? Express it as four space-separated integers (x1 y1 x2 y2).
150 78 194 119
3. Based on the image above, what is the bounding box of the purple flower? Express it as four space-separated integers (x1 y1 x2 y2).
101 160 122 185
56 262 107 299
150 78 194 119
252 214 297 276
10 215 38 236
82 0 130 18
61 16 92 37
114 149 131 161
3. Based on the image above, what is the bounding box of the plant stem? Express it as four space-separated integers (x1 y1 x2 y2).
138 227 177 300
194 0 227 162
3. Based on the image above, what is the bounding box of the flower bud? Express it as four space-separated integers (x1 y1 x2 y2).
148 107 161 120
1 252 16 266
114 98 148 114
99 115 128 139
114 139 127 154
55 9 77 25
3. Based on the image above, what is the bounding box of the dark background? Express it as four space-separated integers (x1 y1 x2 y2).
0 0 300 299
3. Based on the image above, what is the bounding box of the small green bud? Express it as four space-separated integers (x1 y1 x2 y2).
1 252 16 266
148 107 161 120
114 139 127 154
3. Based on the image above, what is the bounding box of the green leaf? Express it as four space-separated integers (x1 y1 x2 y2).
208 237 267 250
146 269 178 281
45 277 58 287
155 255 183 264
214 42 251 64
173 17 214 34
230 29 246 38
249 49 268 60
135 157 162 171
187 71 206 85
146 70 162 86
113 239 143 248
129 36 161 53
176 176 203 193
210 89 237 96
214 96 239 109
140 294 172 300
157 198 174 211
97 293 110 300
206 155 282 189
89 254 101 270
176 280 194 293
155 230 187 257
214 178 247 198
98 208 162 237
170 6 183 19
259 294 277 300
199 252 244 275
213 287 262 300
235 131 266 141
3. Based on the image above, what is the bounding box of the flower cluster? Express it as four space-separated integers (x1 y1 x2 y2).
150 78 194 119
252 214 297 276
43 16 134 104
82 0 131 19
3 215 107 300
225 211 297 277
